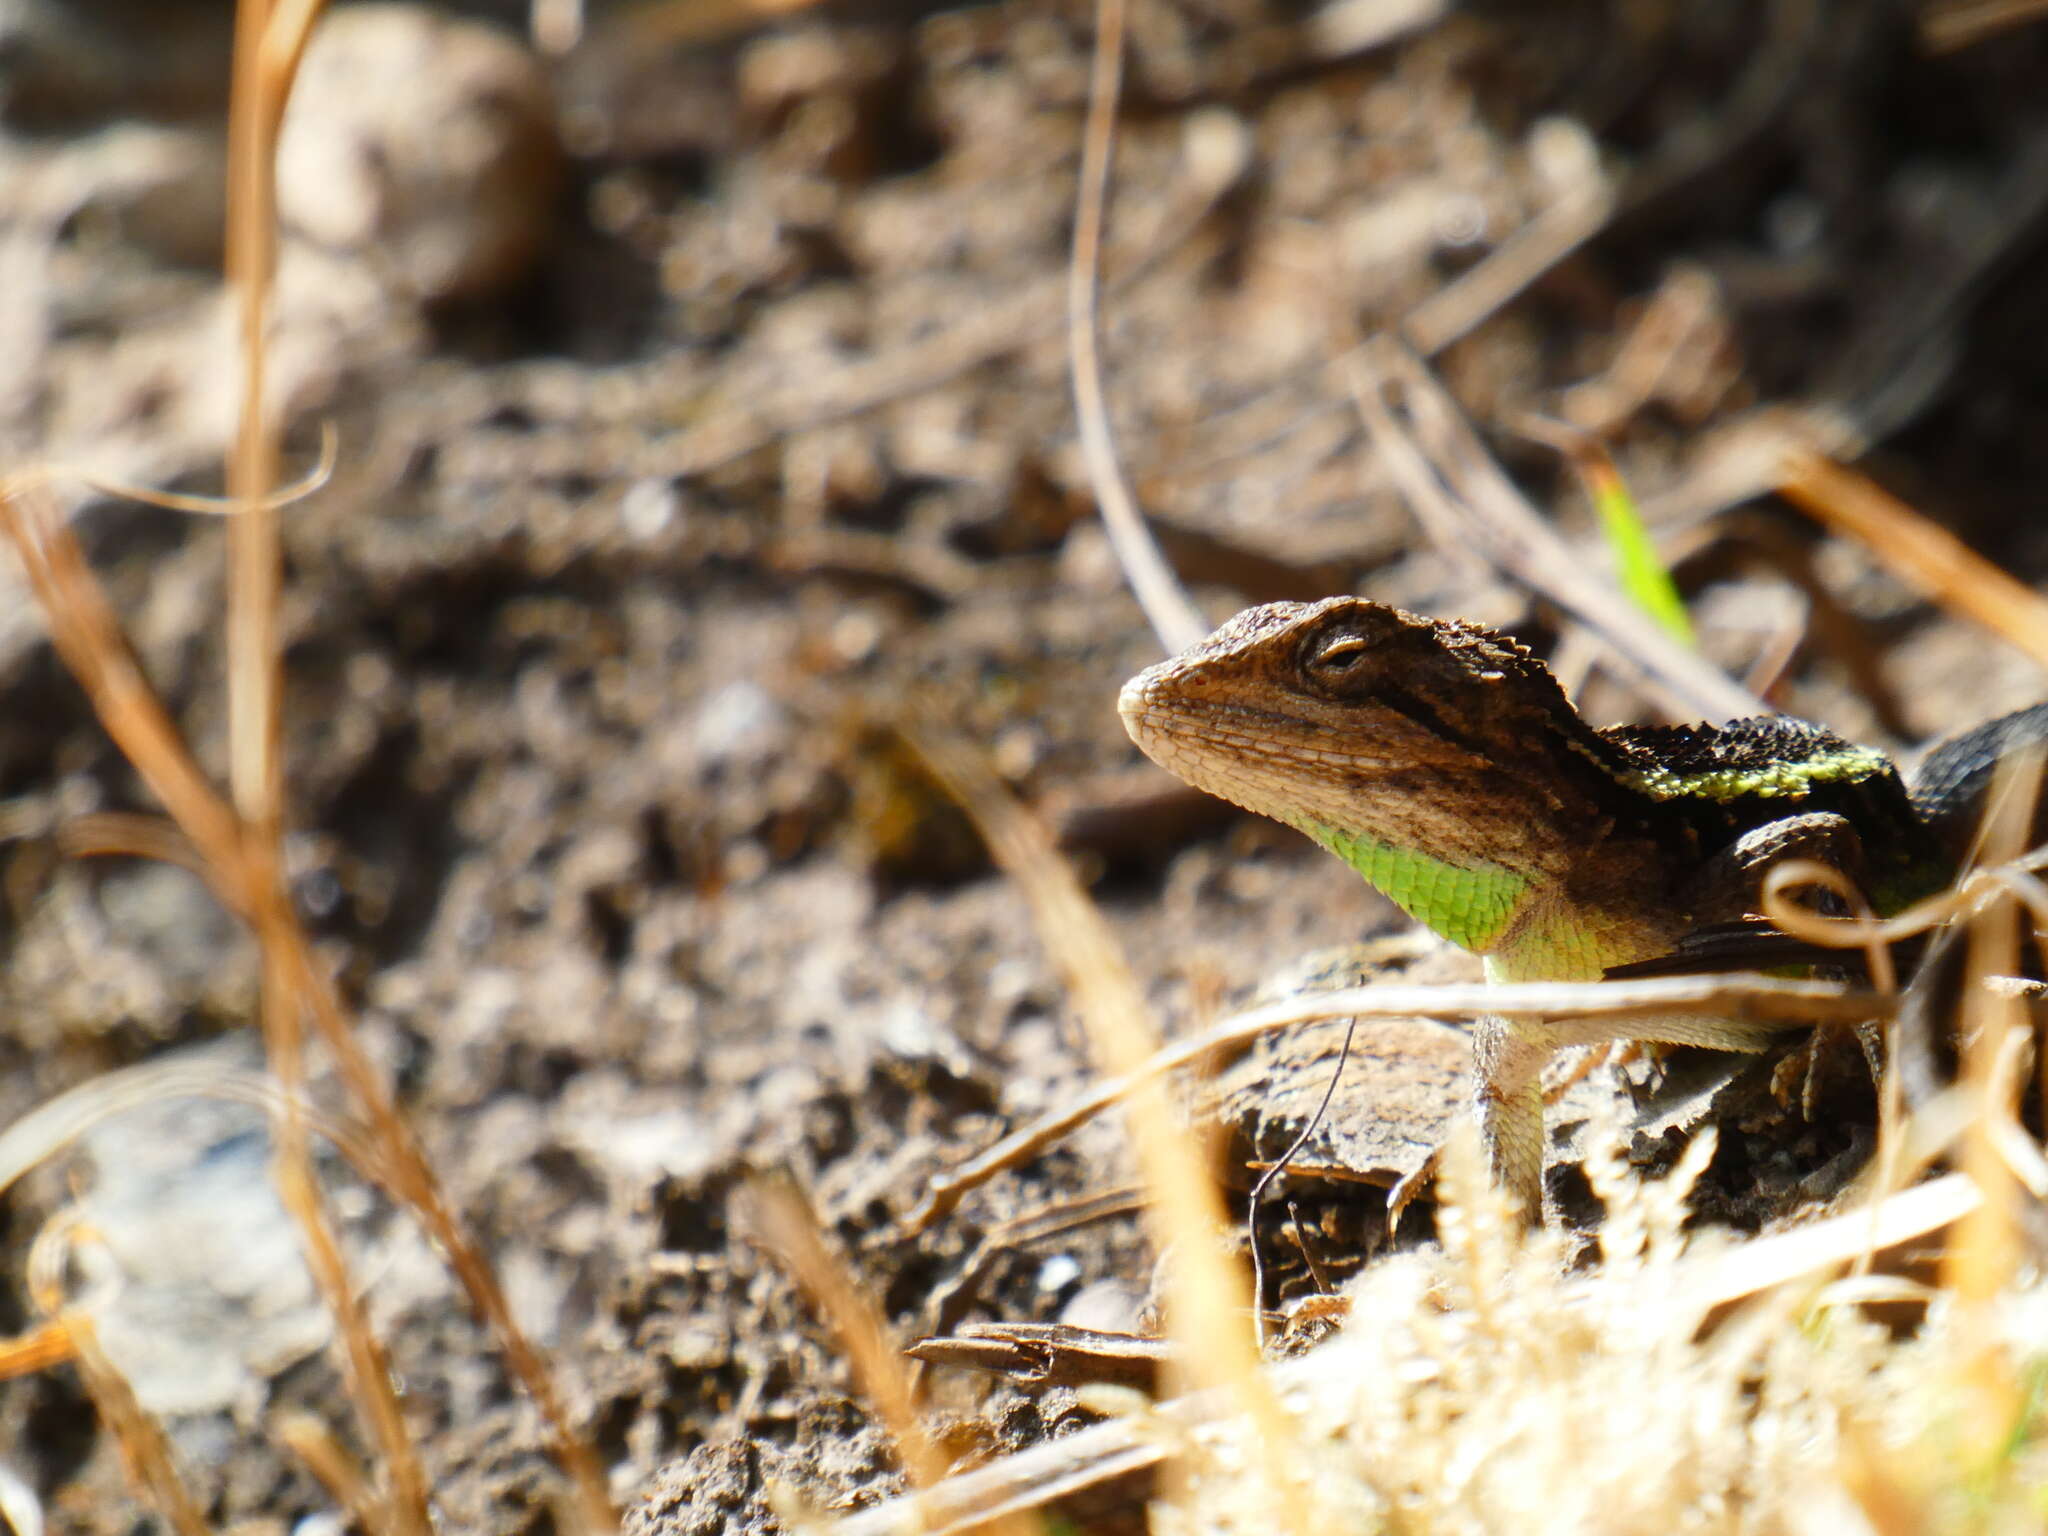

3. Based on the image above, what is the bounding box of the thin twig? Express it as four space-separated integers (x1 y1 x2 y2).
1247 1017 1355 1349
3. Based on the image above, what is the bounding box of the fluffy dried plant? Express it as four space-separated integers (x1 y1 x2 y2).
1150 1123 2048 1536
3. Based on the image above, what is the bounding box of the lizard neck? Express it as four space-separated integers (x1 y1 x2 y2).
1480 896 1686 981
1308 820 1679 975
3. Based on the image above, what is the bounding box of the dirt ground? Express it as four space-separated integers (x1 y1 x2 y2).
3 0 2048 1530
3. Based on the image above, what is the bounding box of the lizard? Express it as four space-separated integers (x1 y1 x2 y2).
1118 595 2047 1217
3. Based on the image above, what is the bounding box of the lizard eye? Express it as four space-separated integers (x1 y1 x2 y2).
1303 630 1372 681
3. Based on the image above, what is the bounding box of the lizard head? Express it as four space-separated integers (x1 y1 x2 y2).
1119 597 1641 954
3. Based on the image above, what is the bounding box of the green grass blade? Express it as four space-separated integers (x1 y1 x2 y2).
1580 449 1694 647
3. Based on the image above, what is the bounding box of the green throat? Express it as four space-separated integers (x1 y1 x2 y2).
1307 822 1529 954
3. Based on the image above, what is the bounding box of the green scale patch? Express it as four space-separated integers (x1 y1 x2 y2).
1602 718 1892 803
1619 743 1893 803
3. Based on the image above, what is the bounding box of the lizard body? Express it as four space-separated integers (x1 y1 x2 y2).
1119 597 2018 1214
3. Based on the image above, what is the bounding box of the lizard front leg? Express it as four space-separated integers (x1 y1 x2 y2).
1473 1003 1809 1221
1472 812 1867 1219
1685 811 1868 928
1472 1015 1550 1217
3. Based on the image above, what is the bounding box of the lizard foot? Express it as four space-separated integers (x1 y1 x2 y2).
1768 1020 1885 1119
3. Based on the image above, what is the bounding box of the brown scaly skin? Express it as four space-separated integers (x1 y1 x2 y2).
1120 598 1943 1217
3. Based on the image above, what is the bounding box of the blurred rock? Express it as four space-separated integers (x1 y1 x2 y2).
52 122 227 269
277 4 563 303
0 0 230 128
68 1045 331 1418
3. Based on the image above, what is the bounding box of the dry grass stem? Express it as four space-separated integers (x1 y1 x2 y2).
1921 0 2048 51
54 813 209 877
848 1153 2031 1535
0 484 250 894
1684 1173 1979 1311
60 1317 214 1536
275 1409 402 1535
6 2 625 1524
267 1095 434 1535
28 1222 211 1536
1760 857 1918 1254
1346 335 1764 721
220 8 366 1498
219 10 387 1496
0 1318 77 1379
1068 0 1206 654
902 723 1314 1532
1759 859 1898 994
0 1054 379 1202
1940 746 2044 1467
910 971 1888 1230
1778 448 2048 669
225 0 322 831
282 933 618 1531
7 422 335 517
0 3 618 1518
0 476 432 1531
740 1181 953 1497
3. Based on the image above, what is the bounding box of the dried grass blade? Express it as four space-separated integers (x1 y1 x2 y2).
910 972 1883 1231
0 485 248 891
1778 449 2048 670
0 1318 76 1379
1681 1173 1979 1313
55 812 208 876
900 722 1313 1531
275 1412 390 1535
739 1181 960 1503
1348 334 1764 721
27 1225 211 1536
279 934 618 1532
266 1097 431 1534
1 476 430 1525
1068 0 1206 655
1941 744 2044 1467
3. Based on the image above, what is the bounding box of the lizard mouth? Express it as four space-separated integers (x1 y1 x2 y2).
1117 672 1402 818
1119 674 1285 765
